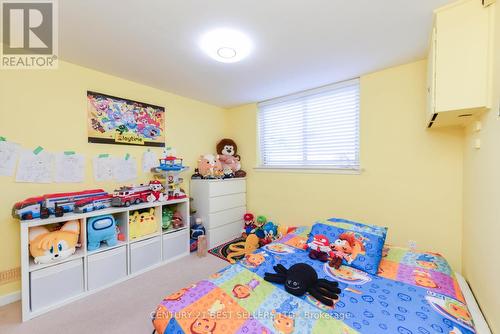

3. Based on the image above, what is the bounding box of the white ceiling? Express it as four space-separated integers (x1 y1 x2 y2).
60 0 454 108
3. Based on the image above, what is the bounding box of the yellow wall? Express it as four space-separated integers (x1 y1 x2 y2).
227 60 464 270
462 3 500 333
0 61 227 297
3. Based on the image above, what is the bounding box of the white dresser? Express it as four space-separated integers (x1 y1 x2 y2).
190 178 246 248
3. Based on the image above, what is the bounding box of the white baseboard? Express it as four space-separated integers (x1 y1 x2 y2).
0 290 21 307
455 272 492 334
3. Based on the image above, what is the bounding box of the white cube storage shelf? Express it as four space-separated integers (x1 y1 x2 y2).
20 198 190 321
190 178 246 249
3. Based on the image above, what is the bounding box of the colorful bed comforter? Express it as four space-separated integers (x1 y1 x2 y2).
153 227 475 334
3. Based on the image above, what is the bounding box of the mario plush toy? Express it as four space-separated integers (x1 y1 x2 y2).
242 213 255 238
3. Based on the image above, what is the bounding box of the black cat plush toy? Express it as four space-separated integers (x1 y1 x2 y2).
264 263 341 306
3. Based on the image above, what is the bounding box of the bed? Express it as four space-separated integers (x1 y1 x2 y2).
152 226 477 334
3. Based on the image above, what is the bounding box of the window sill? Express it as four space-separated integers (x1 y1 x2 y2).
253 166 363 175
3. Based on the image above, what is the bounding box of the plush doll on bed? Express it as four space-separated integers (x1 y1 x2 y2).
305 234 332 262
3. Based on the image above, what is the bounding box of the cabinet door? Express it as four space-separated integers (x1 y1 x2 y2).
427 26 437 124
434 0 490 112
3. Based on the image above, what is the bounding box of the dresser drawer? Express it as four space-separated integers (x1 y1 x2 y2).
208 193 246 213
208 220 242 248
208 179 246 197
208 206 246 229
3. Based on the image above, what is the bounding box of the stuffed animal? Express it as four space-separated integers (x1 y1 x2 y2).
253 215 267 238
87 215 117 251
29 220 80 264
226 234 260 264
305 234 331 262
191 168 203 179
242 213 256 238
216 138 246 178
172 211 184 229
197 154 223 179
147 180 165 202
162 206 174 229
129 208 157 239
190 218 206 252
261 221 279 246
264 263 341 306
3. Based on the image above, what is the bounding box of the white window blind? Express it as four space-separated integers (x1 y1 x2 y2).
258 79 360 170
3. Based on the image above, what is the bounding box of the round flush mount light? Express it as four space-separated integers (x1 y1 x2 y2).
199 28 252 63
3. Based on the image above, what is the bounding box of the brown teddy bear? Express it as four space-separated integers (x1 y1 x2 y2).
216 138 246 178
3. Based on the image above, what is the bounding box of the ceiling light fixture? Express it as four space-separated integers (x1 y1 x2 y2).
199 28 252 63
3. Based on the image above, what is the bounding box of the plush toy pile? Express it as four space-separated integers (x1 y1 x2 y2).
241 213 280 246
192 138 246 179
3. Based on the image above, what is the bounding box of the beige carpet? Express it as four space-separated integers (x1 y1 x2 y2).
0 253 228 334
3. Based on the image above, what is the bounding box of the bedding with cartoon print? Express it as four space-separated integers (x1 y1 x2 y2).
152 227 475 334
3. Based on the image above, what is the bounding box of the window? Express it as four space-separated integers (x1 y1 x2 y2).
258 79 360 170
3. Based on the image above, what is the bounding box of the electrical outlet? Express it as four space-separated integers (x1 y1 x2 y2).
408 240 417 251
0 267 20 285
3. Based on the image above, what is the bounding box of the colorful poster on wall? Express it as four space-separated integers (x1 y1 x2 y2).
87 91 165 147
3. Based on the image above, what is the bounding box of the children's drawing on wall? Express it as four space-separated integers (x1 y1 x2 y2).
142 149 158 172
54 152 85 183
0 140 20 176
93 155 115 182
87 91 165 147
114 154 137 182
16 148 53 183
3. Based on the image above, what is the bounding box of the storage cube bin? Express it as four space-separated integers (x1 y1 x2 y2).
30 259 84 312
162 229 188 261
88 246 127 291
130 237 161 274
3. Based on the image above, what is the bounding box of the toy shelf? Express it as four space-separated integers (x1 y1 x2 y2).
20 197 190 322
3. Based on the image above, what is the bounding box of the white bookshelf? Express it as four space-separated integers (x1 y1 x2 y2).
19 198 190 321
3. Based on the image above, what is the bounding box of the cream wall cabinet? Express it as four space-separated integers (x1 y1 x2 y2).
427 0 494 128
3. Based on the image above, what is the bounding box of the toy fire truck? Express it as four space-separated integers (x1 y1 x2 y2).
111 184 153 207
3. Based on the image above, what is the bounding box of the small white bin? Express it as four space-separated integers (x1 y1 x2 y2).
30 259 84 312
130 237 161 274
88 246 127 291
162 229 188 261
